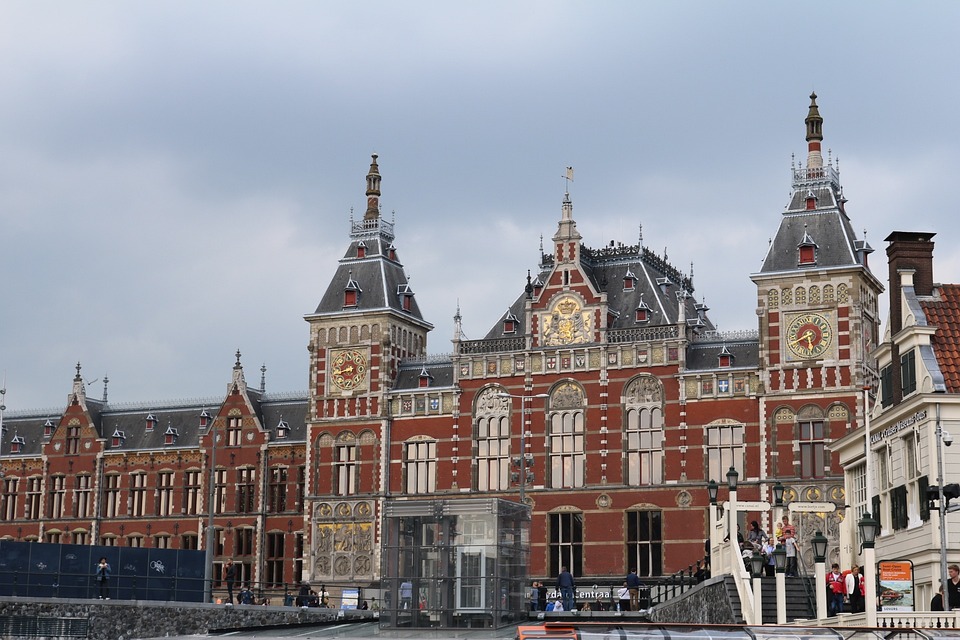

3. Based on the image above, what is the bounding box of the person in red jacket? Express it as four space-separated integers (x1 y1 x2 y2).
827 563 846 616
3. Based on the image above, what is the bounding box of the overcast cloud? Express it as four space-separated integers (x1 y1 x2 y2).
2 2 959 410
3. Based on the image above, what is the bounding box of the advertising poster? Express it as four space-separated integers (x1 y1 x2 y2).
341 587 359 609
878 560 914 611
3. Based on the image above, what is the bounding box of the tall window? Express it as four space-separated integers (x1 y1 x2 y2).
234 527 254 585
227 415 242 446
296 466 306 511
73 530 89 545
74 475 92 518
184 470 201 515
901 348 917 396
65 425 81 454
549 512 583 578
156 471 175 516
880 365 894 408
404 439 437 494
265 532 285 587
548 383 586 488
26 477 42 519
47 475 66 518
626 510 663 576
903 432 919 480
181 533 199 550
891 485 908 530
103 474 122 518
130 472 148 516
626 408 664 485
334 443 358 496
268 467 288 513
475 388 512 491
128 535 144 548
154 534 172 549
100 535 117 547
236 468 256 513
624 376 665 485
706 422 744 481
1 477 19 521
799 421 825 478
477 415 511 491
294 533 304 584
214 469 227 514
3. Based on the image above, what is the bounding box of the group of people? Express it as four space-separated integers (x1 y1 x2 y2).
737 516 799 577
532 567 646 612
826 563 865 615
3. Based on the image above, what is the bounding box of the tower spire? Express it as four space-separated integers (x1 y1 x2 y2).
805 92 824 170
364 153 381 220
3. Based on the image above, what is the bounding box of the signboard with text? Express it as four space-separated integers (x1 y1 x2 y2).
878 560 914 612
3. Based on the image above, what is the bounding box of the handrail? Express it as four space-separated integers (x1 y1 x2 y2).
794 547 817 618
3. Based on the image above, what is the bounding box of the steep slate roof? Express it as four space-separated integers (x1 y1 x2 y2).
393 359 455 390
311 156 431 329
758 94 872 276
483 242 711 340
0 393 309 457
919 284 960 393
685 337 760 372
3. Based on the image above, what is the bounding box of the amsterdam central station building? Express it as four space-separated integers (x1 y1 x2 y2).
6 96 950 610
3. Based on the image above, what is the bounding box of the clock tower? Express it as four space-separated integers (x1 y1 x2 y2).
751 94 883 537
303 155 433 585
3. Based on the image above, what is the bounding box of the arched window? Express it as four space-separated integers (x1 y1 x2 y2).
624 376 664 486
474 387 512 491
548 383 585 488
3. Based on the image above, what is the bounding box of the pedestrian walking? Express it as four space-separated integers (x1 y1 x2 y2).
557 566 575 612
827 563 845 616
845 565 864 613
224 559 237 604
626 568 642 611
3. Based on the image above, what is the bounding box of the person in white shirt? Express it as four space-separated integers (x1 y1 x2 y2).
617 582 630 611
553 599 564 612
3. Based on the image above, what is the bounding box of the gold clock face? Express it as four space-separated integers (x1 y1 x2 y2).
786 312 833 359
331 350 367 390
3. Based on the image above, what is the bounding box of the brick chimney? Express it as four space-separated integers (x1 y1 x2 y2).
884 231 935 406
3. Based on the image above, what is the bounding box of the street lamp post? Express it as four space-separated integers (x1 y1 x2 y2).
727 467 739 574
811 530 828 619
774 543 787 624
498 392 548 503
707 480 719 566
858 513 879 627
935 403 951 607
202 409 217 603
772 481 785 532
750 551 765 625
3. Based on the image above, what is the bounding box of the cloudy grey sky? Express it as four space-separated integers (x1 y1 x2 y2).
2 2 959 411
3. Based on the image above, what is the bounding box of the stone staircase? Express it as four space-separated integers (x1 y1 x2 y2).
724 575 816 623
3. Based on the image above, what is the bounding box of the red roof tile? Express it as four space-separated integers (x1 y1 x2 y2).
920 284 960 394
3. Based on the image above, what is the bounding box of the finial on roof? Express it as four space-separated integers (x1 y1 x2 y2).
260 364 267 392
102 374 109 402
234 349 242 370
75 362 82 381
638 224 643 247
805 92 824 169
525 270 533 300
690 261 694 280
564 166 574 196
539 234 543 255
364 154 381 221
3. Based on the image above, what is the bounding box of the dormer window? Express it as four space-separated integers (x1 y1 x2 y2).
502 310 519 334
695 301 709 322
532 276 544 297
356 241 367 259
164 425 178 446
200 409 213 430
43 419 54 438
111 429 125 448
635 294 652 324
805 189 818 210
656 277 671 295
387 244 397 261
397 284 414 312
276 418 289 439
11 434 25 454
718 344 734 368
146 414 157 431
607 309 620 328
798 226 818 266
418 366 433 389
623 269 637 291
344 273 362 308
